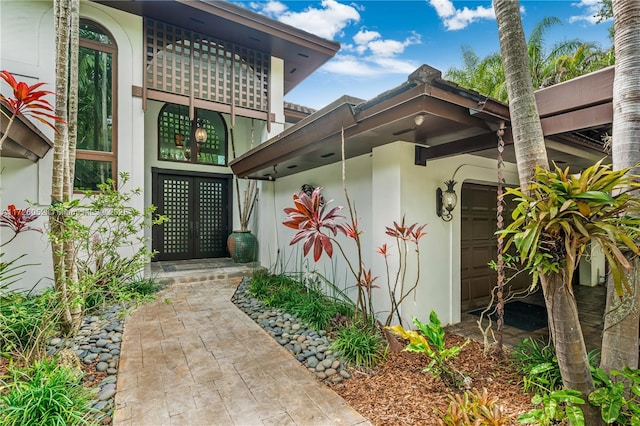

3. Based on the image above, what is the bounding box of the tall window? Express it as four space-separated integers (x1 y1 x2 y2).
74 20 117 191
158 104 227 166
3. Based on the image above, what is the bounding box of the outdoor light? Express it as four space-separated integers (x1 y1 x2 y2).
194 122 207 145
414 114 426 127
436 179 457 222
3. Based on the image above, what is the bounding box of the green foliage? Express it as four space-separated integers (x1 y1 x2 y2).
501 161 640 295
84 277 163 312
590 367 640 424
0 358 96 425
511 337 600 394
285 292 352 330
436 388 512 425
330 320 385 368
48 172 167 318
0 290 59 364
247 272 355 331
389 311 470 388
518 389 585 425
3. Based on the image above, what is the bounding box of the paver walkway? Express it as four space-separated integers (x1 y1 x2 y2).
113 265 371 426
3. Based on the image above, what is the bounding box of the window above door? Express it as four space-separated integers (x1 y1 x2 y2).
158 104 227 166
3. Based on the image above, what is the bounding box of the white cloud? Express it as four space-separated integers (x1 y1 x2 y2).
252 0 360 39
427 0 495 31
250 1 420 78
323 54 418 77
569 0 609 24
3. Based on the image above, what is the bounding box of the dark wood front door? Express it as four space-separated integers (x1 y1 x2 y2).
460 183 528 312
152 169 231 261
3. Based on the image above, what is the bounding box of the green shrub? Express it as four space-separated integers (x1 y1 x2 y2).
0 290 59 364
85 276 163 312
0 358 96 425
331 321 385 368
590 366 640 424
518 389 585 425
511 337 599 393
285 291 352 330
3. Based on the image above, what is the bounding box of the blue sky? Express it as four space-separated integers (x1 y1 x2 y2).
234 0 613 110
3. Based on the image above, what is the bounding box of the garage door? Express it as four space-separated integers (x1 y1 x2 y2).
460 183 528 312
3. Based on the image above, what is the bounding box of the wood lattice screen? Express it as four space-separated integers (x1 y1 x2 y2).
144 18 270 115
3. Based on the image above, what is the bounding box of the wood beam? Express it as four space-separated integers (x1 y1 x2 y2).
415 129 513 165
541 102 612 136
535 66 613 117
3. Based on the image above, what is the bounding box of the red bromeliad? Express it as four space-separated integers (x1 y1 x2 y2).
0 70 63 149
283 187 348 262
1 204 42 247
385 215 427 244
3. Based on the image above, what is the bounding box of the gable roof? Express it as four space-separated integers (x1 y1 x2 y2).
92 0 340 94
230 64 612 180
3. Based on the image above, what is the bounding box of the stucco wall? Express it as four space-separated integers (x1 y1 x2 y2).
263 141 522 326
1 1 143 291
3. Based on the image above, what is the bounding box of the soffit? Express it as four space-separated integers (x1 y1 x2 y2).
0 104 53 162
92 0 340 94
231 64 614 180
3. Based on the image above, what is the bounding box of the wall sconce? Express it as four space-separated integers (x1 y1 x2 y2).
436 179 457 222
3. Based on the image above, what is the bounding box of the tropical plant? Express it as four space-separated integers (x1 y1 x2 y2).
0 70 62 149
0 358 96 426
0 290 59 364
50 0 82 335
389 311 470 388
229 123 258 232
518 389 585 425
590 366 640 424
379 216 427 326
445 17 613 102
600 0 640 375
49 172 166 321
511 337 600 394
330 320 386 368
436 388 512 426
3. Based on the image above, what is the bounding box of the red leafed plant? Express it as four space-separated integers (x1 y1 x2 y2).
283 187 348 262
1 204 42 247
0 70 63 149
284 185 427 326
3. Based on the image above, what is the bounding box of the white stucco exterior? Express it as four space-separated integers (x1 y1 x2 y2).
1 0 286 292
255 139 522 326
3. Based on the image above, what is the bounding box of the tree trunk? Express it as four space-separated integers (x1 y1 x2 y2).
540 271 603 425
493 0 548 188
601 0 640 373
52 0 82 335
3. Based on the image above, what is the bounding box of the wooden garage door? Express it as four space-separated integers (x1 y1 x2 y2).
460 183 528 312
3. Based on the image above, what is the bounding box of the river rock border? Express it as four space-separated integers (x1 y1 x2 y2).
47 304 125 425
232 278 351 383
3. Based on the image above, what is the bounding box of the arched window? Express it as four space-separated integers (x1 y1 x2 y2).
74 20 117 191
158 104 227 166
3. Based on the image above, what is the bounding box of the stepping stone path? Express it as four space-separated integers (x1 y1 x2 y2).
232 279 351 383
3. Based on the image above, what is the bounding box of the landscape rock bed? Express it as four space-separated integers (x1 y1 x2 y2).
232 278 351 383
47 304 125 425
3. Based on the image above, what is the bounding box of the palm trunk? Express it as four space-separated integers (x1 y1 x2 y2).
601 0 640 373
540 271 603 425
53 0 82 335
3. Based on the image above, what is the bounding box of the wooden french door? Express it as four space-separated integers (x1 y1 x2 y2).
152 169 232 261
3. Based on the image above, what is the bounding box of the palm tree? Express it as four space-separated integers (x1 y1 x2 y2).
600 0 640 374
446 17 613 102
493 1 603 423
52 0 82 335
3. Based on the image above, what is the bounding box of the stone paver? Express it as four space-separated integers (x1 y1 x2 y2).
114 262 371 426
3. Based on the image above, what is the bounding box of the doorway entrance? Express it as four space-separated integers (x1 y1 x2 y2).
152 168 232 261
